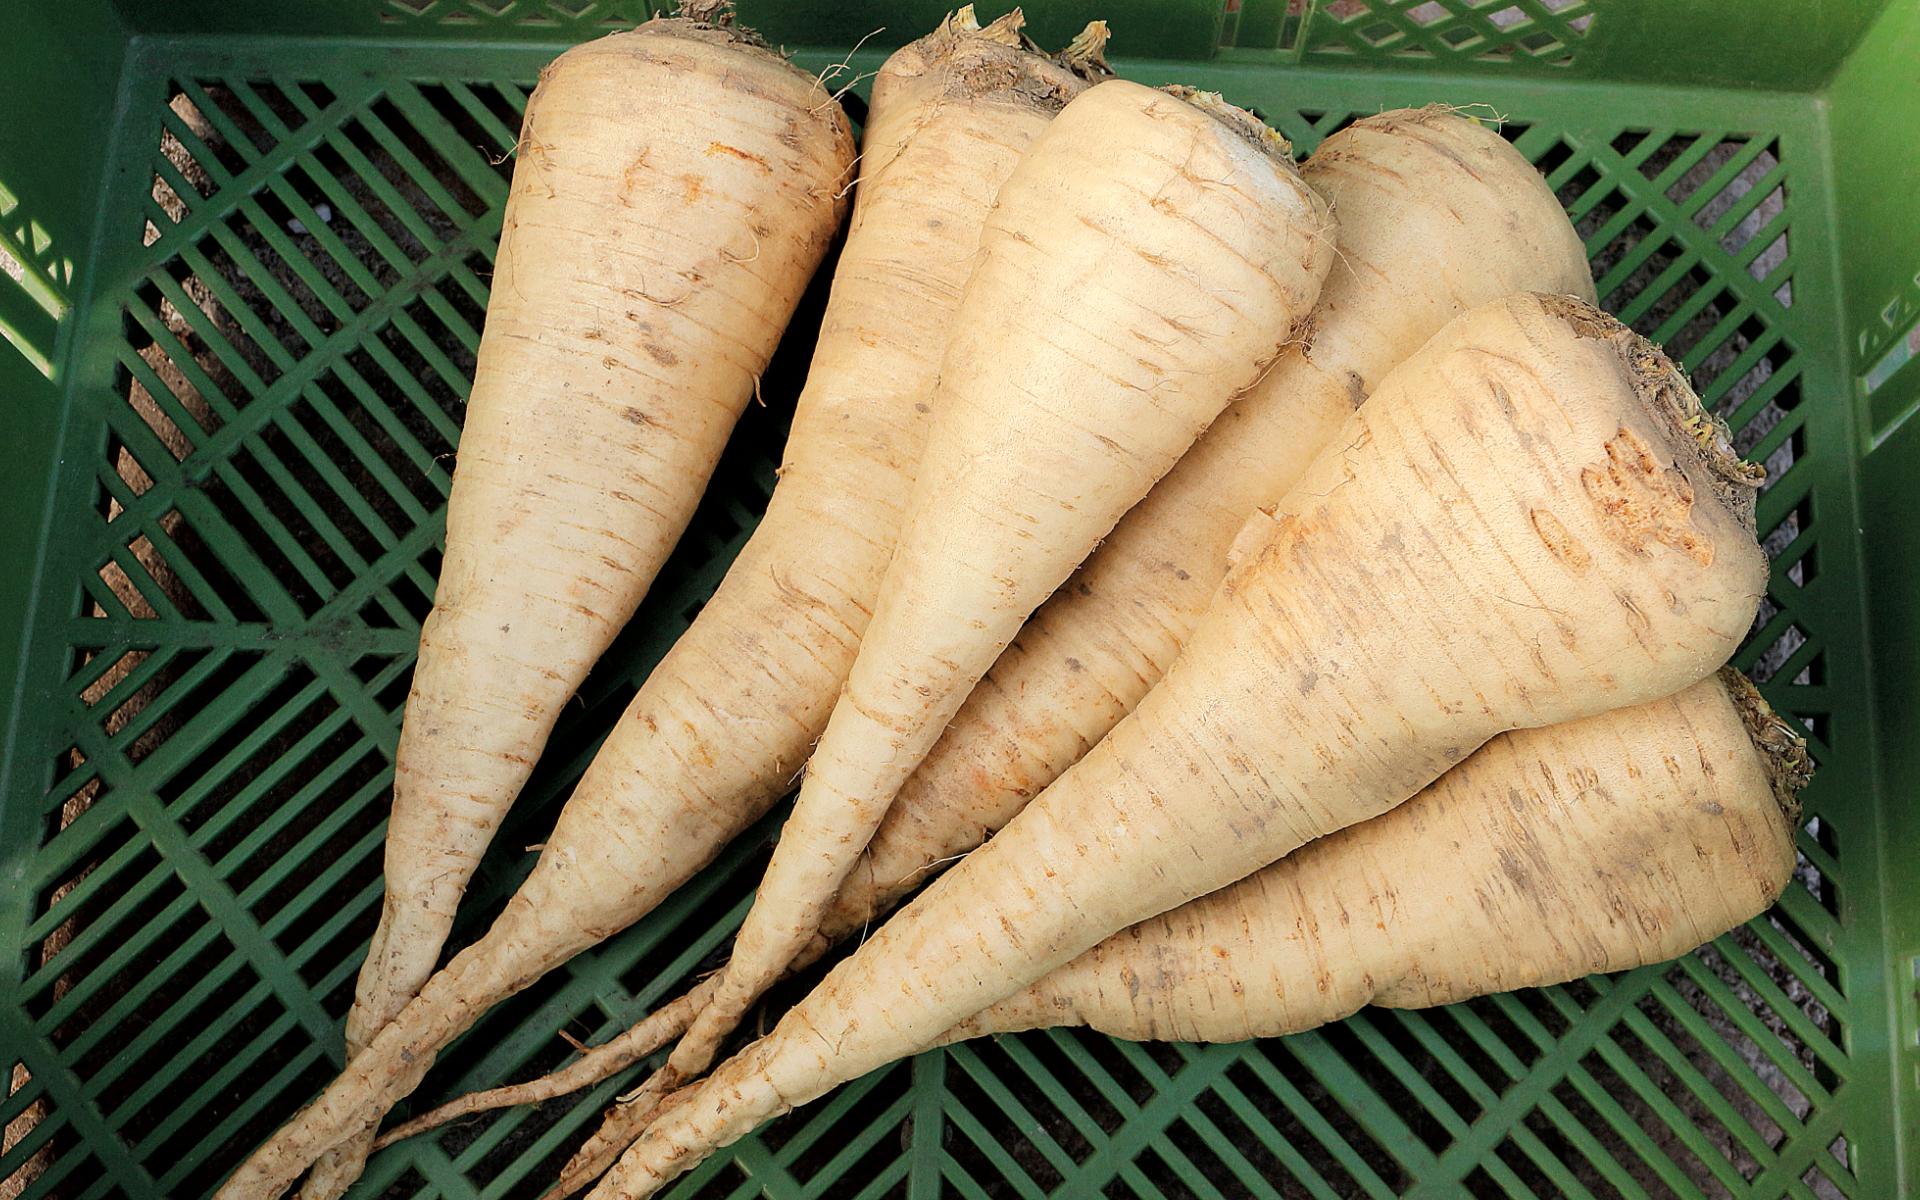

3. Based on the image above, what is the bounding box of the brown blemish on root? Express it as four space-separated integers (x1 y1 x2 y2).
707 141 772 171
1529 508 1592 573
1580 426 1715 567
1536 292 1763 533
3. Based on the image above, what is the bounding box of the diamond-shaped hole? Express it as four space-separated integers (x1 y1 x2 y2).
1359 18 1402 45
1405 0 1451 26
1487 4 1529 28
1610 127 1655 161
1440 24 1483 48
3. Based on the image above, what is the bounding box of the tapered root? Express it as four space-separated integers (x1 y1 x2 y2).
371 981 714 1150
544 1088 688 1200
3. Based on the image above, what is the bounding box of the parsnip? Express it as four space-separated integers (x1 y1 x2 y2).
948 670 1806 1043
375 108 1597 1156
212 15 1091 1198
596 292 1768 1197
665 77 1337 1095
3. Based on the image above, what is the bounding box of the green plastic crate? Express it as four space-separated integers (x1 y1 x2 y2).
3 1 1917 1196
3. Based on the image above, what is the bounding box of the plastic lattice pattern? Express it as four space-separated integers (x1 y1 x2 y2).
0 178 71 377
1218 0 1597 66
378 0 660 28
0 33 1884 1200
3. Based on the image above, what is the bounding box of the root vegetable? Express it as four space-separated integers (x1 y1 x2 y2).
377 106 1595 1155
827 104 1597 937
945 669 1806 1044
593 291 1768 1197
663 76 1338 1095
558 669 1805 1191
212 13 1089 1198
303 5 853 1193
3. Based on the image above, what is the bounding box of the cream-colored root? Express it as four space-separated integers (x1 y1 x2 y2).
408 109 1593 1162
826 105 1597 934
667 76 1337 1097
370 980 714 1151
221 11 855 1199
553 669 1804 1186
232 15 1091 1200
948 669 1806 1042
592 292 1767 1197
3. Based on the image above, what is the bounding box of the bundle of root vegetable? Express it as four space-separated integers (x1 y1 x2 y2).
208 6 1809 1199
